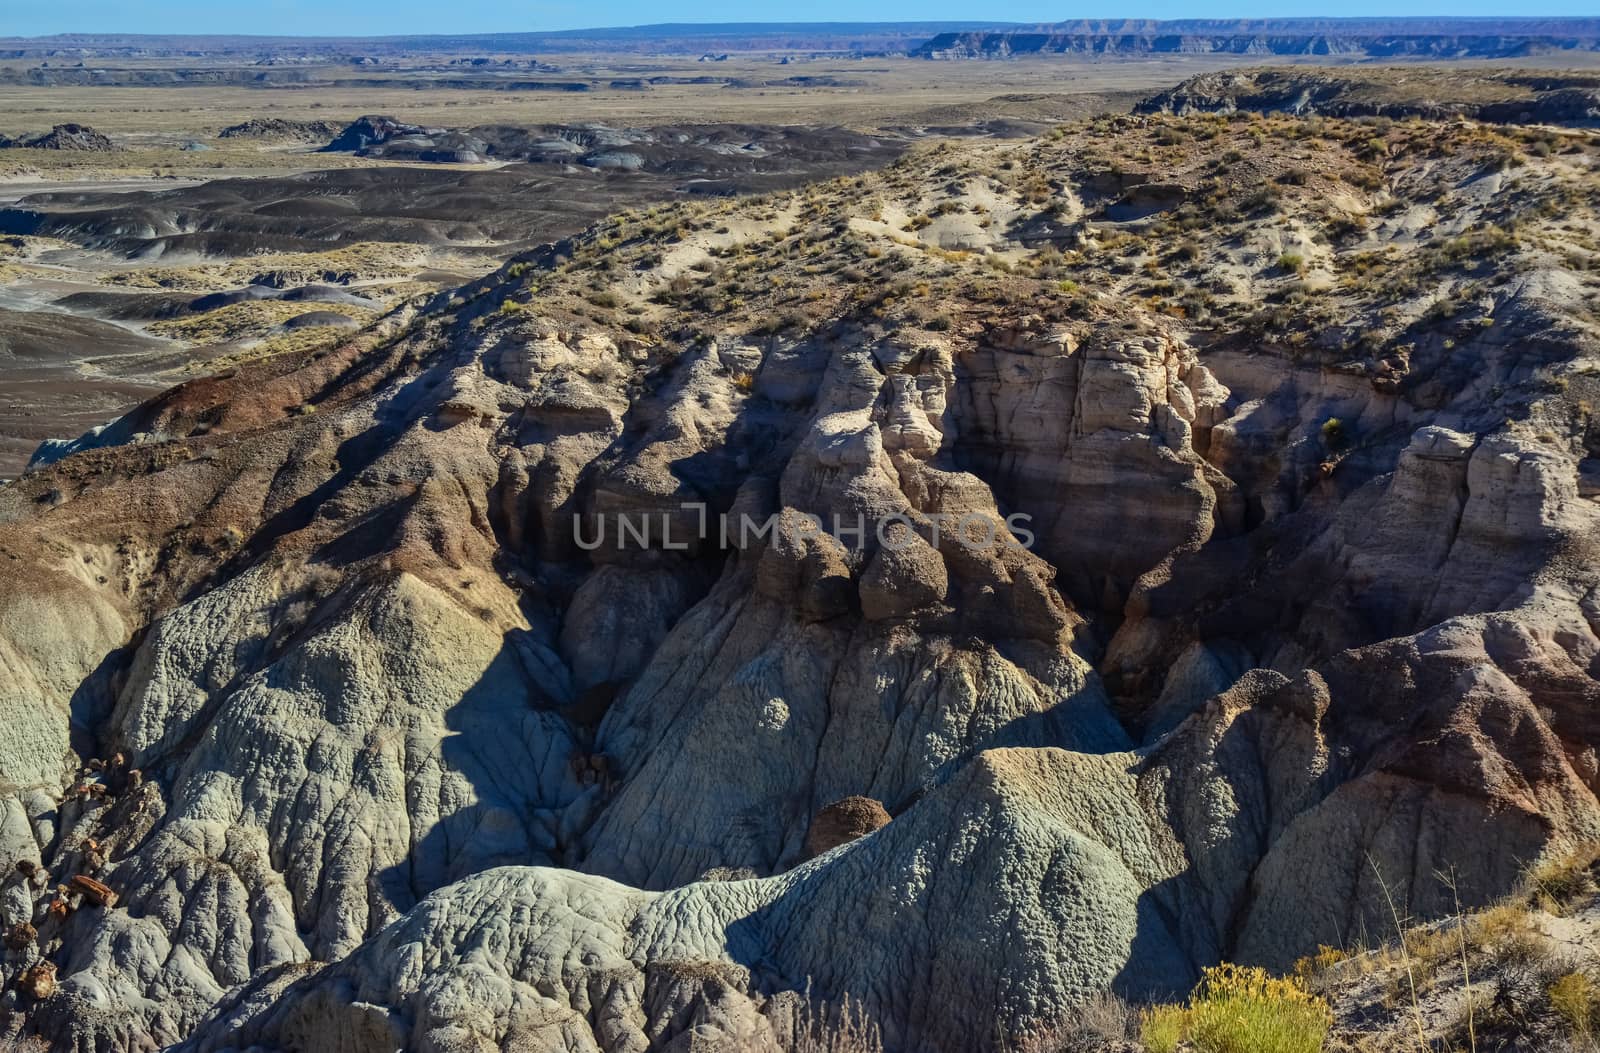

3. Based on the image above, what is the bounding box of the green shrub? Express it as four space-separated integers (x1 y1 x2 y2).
1320 417 1346 449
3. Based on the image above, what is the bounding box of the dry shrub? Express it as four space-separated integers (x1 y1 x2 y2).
791 994 882 1053
1394 920 1464 993
1012 992 1136 1051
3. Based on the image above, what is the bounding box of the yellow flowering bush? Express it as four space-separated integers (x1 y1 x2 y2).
1292 944 1347 983
1141 963 1332 1053
1141 1004 1187 1053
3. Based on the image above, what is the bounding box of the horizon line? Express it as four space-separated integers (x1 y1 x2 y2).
8 14 1600 45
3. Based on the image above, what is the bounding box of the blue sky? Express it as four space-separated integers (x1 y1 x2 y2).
5 1 1595 37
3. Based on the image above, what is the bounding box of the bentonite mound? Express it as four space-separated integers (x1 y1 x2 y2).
217 118 341 142
320 114 909 171
0 126 903 258
5 124 118 151
0 109 1598 1053
321 113 436 153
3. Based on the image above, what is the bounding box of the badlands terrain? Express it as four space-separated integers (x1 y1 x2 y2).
0 38 1229 479
0 118 904 477
0 37 1599 1053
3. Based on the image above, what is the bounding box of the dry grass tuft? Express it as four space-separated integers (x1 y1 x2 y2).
1526 846 1600 915
1549 970 1600 1047
1012 991 1137 1051
1471 902 1553 968
791 994 883 1053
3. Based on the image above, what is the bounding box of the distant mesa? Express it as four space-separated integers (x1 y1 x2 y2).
1137 67 1600 126
0 22 1013 61
914 16 1600 59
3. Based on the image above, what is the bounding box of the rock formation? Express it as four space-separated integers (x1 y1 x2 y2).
0 105 1597 1051
803 796 892 858
1138 67 1600 126
217 118 341 142
1 124 118 151
320 116 906 174
914 17 1600 61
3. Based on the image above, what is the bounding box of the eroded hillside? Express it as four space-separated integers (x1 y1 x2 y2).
0 109 1598 1052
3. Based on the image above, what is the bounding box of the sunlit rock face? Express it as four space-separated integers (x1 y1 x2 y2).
3 111 1599 1053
